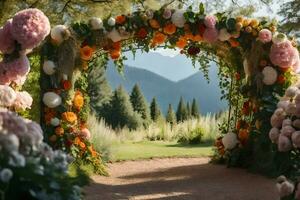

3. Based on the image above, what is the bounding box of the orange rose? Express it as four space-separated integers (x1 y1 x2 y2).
238 129 249 143
74 137 81 145
229 39 240 47
163 23 176 35
55 126 64 136
80 45 94 61
116 15 126 25
112 41 122 51
74 91 84 110
152 32 167 45
62 80 72 90
149 19 160 29
110 49 121 60
136 28 148 39
176 37 187 49
62 112 77 124
192 34 202 42
79 141 86 149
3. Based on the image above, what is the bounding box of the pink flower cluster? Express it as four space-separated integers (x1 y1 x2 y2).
269 86 300 152
11 8 50 50
0 20 15 54
203 15 218 43
14 91 33 110
0 56 30 86
258 29 272 44
269 40 300 71
0 8 50 54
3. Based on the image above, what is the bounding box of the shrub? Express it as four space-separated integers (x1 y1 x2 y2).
177 127 204 144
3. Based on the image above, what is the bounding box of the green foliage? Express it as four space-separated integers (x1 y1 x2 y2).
176 96 188 122
177 127 204 145
130 84 151 126
20 54 41 122
166 104 176 126
191 98 200 118
150 97 161 122
107 86 142 130
279 0 300 38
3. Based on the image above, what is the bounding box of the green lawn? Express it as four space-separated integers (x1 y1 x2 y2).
111 141 213 161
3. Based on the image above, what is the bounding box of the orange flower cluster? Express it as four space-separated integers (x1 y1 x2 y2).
163 23 176 35
236 120 250 145
136 28 148 39
73 91 84 110
215 137 225 156
152 32 167 47
116 15 126 25
62 112 78 124
80 45 95 61
44 108 56 125
149 19 160 29
74 137 86 149
109 41 122 60
55 126 64 136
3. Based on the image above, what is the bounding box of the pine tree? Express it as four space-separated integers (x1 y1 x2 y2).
130 84 151 123
176 97 188 122
150 97 161 122
107 86 142 130
166 104 176 125
186 102 191 119
191 98 200 118
279 0 300 37
88 59 112 117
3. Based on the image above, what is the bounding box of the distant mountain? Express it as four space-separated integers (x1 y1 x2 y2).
106 63 227 114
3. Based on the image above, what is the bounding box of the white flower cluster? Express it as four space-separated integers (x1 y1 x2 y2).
269 84 300 152
222 132 238 150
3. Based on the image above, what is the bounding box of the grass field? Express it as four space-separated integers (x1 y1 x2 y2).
111 141 213 162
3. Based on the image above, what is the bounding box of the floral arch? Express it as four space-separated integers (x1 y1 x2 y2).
1 3 300 199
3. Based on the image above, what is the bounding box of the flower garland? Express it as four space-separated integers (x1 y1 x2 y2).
41 2 299 190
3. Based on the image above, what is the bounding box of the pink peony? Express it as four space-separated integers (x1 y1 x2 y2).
271 114 285 128
80 128 91 139
258 29 272 44
278 135 292 152
203 28 219 43
0 19 15 54
281 126 295 138
295 183 300 200
291 48 300 73
204 15 217 28
269 40 299 69
269 127 280 143
163 9 172 19
0 56 30 86
11 8 50 49
292 131 300 148
13 91 33 111
0 85 16 107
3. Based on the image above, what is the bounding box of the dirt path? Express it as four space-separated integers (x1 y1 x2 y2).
85 157 279 200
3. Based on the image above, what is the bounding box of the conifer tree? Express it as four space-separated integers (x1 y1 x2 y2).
107 86 142 129
191 98 200 118
130 84 151 123
150 97 161 122
187 102 191 119
166 104 176 126
176 97 188 122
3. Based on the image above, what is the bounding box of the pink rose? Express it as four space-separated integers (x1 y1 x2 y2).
278 135 292 152
203 28 219 43
13 91 33 111
258 29 272 43
80 128 91 139
270 40 299 69
204 15 217 28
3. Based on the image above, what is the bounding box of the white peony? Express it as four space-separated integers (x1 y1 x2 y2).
50 117 60 127
43 60 56 75
218 28 231 41
107 28 122 42
222 132 238 150
272 32 287 44
0 85 17 107
50 25 69 44
89 17 103 30
0 168 13 183
107 17 116 26
42 92 62 108
171 10 186 28
262 66 278 85
285 86 299 98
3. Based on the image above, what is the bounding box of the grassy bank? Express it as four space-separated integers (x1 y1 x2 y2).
110 141 213 161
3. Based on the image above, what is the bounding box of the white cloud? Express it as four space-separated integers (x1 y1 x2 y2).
150 48 180 58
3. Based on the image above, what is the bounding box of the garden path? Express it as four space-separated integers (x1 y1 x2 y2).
85 157 278 200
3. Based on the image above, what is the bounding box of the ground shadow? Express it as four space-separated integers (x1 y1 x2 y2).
85 162 278 200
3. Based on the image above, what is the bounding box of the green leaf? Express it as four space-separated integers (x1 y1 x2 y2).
199 3 205 15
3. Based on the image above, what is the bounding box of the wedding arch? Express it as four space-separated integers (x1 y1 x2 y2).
1 3 300 199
